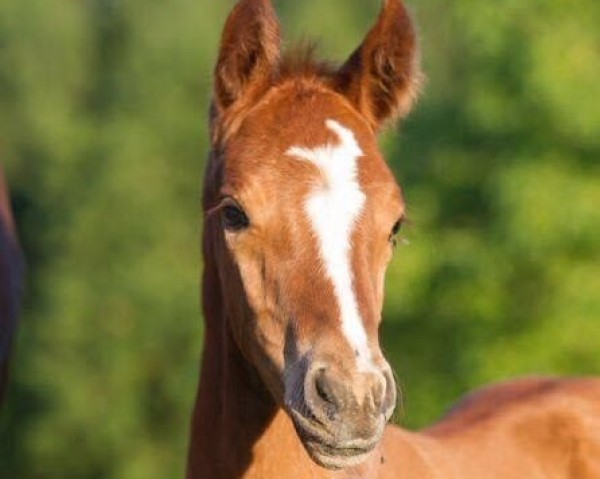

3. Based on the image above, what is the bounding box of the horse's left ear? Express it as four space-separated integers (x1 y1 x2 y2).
335 0 423 131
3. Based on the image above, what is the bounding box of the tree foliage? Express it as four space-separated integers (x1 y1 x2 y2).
0 0 598 477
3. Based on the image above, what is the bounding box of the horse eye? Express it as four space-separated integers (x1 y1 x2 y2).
389 219 403 246
222 204 249 231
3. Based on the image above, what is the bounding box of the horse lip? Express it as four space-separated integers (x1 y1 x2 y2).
287 407 332 439
287 407 381 469
304 441 374 470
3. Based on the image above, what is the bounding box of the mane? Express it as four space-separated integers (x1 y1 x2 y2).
277 42 338 83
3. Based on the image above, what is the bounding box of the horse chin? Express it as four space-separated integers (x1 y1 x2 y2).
288 408 383 470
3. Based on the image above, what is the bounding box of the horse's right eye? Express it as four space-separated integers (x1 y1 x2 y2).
389 218 403 247
222 204 250 231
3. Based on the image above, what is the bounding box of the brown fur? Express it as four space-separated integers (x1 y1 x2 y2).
186 1 600 477
0 166 23 404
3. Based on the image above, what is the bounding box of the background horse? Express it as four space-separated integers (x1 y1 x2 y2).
0 166 23 404
187 0 600 478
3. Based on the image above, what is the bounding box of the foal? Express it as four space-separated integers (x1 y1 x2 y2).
187 1 600 477
0 166 23 404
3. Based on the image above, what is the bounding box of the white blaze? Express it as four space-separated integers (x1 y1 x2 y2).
287 119 372 367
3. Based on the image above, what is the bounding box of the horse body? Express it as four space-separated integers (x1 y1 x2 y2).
0 166 23 403
187 1 600 477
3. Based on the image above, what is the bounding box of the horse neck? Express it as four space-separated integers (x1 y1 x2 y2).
187 232 334 479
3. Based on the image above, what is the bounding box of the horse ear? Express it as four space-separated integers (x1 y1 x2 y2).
214 0 281 113
335 0 423 130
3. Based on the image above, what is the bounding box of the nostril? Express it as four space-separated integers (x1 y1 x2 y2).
372 375 385 412
314 368 340 420
315 369 332 402
361 372 386 417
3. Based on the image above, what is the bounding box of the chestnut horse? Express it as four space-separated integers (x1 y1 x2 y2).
0 166 23 404
187 1 600 477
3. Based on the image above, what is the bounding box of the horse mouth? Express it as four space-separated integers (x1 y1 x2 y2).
303 440 375 470
287 407 383 470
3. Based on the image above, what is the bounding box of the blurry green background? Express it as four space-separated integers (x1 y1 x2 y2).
1 0 598 477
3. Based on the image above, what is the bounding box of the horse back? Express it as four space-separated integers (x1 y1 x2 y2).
424 377 600 478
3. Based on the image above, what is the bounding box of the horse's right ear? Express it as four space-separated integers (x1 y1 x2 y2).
214 0 281 113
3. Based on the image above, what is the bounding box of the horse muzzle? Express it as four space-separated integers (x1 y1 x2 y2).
284 359 397 470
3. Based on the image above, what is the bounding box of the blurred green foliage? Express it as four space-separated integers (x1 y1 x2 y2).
0 0 598 477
